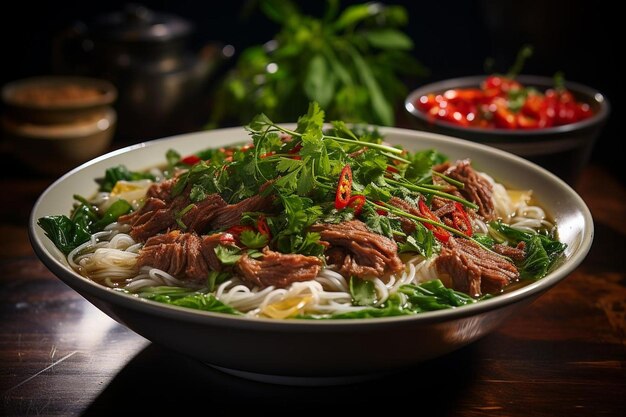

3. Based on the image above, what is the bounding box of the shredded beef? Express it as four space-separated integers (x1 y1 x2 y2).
210 191 275 230
179 194 228 233
136 230 223 282
309 220 404 279
435 237 519 296
119 197 174 242
146 177 177 201
235 247 322 288
493 241 526 263
388 197 419 235
120 175 277 241
440 160 495 220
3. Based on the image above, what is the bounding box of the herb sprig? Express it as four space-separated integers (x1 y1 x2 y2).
210 0 426 127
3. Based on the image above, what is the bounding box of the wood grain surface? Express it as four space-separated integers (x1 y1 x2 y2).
1 153 624 416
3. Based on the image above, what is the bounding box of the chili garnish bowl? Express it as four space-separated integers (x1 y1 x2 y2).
404 75 610 185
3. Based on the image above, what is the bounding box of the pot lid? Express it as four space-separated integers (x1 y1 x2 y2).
90 4 192 43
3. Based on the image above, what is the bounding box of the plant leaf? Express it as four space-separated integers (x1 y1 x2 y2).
362 29 413 50
304 54 335 108
348 47 393 125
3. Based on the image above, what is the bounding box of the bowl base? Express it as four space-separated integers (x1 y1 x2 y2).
208 364 391 386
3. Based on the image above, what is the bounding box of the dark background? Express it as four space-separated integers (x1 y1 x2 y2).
1 0 620 180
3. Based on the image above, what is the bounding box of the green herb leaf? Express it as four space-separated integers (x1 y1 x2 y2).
349 277 378 306
304 54 335 108
240 230 269 249
214 245 242 265
362 28 413 50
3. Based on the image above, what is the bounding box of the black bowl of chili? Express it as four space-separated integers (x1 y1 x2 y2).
404 75 610 185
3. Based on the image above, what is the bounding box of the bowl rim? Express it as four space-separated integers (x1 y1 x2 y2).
2 75 118 110
2 108 117 139
405 74 610 137
29 126 594 331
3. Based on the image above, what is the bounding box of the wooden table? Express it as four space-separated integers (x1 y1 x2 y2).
1 154 624 416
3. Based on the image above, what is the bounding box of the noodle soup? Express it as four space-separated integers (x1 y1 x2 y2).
38 104 566 319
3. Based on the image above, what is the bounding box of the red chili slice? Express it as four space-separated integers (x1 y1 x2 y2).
181 155 202 165
257 215 271 238
347 195 365 216
418 198 450 243
224 225 254 246
335 164 352 210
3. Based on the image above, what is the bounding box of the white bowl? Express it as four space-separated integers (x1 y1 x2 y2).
29 126 593 384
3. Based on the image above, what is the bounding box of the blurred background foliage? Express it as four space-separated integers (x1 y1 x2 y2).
210 0 427 127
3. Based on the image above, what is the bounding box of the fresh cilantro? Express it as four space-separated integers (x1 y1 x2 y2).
240 230 269 249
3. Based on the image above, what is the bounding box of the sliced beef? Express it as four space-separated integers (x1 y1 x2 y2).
119 197 175 242
210 191 275 230
146 177 177 201
179 194 228 233
309 220 404 279
388 197 418 235
120 173 277 241
137 230 224 282
439 160 495 220
493 241 526 263
235 247 322 288
119 175 228 241
435 237 519 297
431 197 456 218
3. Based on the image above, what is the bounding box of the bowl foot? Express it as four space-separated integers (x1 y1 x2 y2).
208 364 390 386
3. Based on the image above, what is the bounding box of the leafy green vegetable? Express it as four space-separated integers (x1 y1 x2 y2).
37 196 133 255
472 233 495 248
210 0 426 127
99 165 155 192
92 199 133 231
489 221 567 279
326 294 411 319
139 286 241 315
207 271 232 292
310 280 481 319
349 277 378 306
399 280 480 311
37 215 91 255
398 223 436 258
519 235 550 279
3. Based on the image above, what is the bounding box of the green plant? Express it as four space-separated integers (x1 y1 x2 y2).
210 0 426 127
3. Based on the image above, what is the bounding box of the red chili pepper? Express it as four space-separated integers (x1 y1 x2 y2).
219 232 237 246
416 77 593 130
224 225 254 246
516 113 539 129
288 142 303 154
256 215 271 238
335 164 352 210
452 202 473 237
347 195 365 216
181 155 202 165
418 198 450 243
